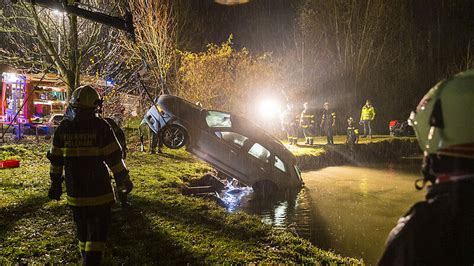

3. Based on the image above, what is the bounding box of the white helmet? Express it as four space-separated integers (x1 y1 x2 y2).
409 70 474 159
69 85 102 109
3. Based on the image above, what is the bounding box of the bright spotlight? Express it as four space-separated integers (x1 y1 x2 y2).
259 99 280 120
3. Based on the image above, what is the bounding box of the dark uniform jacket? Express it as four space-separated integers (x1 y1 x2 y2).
321 109 336 128
104 117 127 159
300 109 316 128
47 110 128 207
379 175 474 266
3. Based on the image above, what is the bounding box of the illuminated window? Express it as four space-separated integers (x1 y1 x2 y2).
206 111 231 128
248 143 271 163
216 131 248 147
274 156 286 173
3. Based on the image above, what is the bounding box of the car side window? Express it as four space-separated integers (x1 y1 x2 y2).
248 143 271 163
274 156 286 173
206 111 231 128
216 131 248 147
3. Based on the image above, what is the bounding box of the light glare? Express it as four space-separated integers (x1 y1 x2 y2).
259 99 280 120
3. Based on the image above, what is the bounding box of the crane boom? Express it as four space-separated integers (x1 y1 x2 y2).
19 0 134 38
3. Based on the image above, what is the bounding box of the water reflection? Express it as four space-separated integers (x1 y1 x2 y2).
240 189 300 228
232 161 424 265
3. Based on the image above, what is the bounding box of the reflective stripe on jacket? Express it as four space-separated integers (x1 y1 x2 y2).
321 109 336 127
360 105 375 121
47 114 128 206
300 109 315 128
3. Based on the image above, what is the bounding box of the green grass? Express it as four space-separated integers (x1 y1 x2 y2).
0 142 362 264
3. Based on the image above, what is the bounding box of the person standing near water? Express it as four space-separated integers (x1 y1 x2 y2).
359 99 375 138
379 70 474 265
320 102 336 145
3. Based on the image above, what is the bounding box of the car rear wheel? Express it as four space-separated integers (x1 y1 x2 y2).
162 124 187 149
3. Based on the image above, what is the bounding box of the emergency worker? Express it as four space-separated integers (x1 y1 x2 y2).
346 117 359 145
47 85 133 265
379 70 474 265
299 102 316 145
359 99 376 138
320 102 336 145
281 103 299 145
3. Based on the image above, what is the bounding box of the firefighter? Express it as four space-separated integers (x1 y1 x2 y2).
281 103 298 145
320 102 336 145
299 102 316 145
379 70 474 265
346 117 359 145
47 85 133 265
359 99 376 138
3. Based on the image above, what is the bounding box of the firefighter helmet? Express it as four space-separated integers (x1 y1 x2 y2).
409 69 474 159
69 85 102 109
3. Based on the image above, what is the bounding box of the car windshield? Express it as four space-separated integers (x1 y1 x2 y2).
206 111 231 128
248 143 271 163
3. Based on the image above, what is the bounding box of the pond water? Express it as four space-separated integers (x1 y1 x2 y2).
229 160 425 265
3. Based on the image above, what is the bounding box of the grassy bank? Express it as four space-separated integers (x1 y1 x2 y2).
283 135 419 170
0 142 361 264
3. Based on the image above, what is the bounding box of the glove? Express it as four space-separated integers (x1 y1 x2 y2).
116 175 133 208
48 180 62 200
123 178 133 194
117 174 133 194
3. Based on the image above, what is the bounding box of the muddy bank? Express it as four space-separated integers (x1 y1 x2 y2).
296 138 420 171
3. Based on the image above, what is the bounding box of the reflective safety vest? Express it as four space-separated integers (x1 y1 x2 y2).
48 114 128 207
300 109 315 128
360 105 376 121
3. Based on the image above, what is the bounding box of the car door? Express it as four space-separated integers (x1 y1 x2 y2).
197 129 249 180
243 142 273 184
270 154 290 187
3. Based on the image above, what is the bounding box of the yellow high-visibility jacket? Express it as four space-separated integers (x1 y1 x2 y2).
360 105 376 121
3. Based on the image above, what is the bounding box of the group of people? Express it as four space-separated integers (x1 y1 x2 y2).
46 68 473 265
281 99 376 145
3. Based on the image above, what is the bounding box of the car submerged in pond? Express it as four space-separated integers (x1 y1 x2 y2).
143 95 303 191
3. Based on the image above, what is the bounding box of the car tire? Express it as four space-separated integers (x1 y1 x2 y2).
162 124 188 149
252 180 279 196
